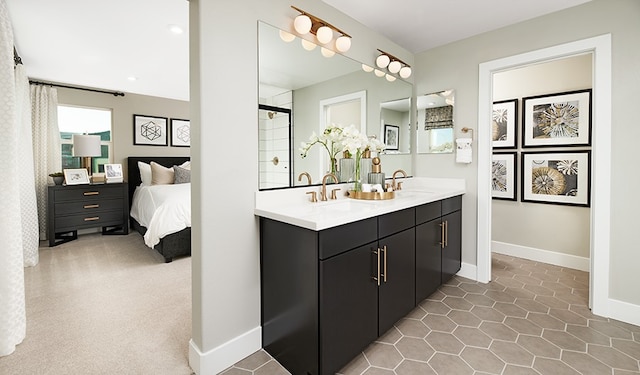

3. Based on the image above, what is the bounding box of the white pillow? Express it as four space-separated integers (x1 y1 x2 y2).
138 161 152 186
180 160 191 170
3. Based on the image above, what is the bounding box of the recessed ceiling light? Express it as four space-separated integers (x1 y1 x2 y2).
127 76 137 81
168 24 184 34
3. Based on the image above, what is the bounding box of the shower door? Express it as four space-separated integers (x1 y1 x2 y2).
258 104 292 189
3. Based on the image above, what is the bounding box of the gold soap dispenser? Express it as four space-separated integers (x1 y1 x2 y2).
368 157 386 187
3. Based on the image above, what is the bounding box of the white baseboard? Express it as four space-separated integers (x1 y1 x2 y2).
457 262 477 281
492 241 590 272
189 326 262 375
608 298 640 327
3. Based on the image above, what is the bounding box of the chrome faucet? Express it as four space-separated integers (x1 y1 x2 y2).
298 172 312 185
392 169 407 190
320 173 338 201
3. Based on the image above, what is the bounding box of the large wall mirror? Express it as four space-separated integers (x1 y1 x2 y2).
417 90 455 154
258 21 413 189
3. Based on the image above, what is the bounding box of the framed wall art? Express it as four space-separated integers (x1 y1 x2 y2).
63 168 90 185
492 99 518 149
492 152 517 201
170 118 191 147
522 89 591 147
133 114 168 146
384 124 399 150
521 151 591 207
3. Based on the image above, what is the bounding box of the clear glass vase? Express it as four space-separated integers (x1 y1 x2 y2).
339 157 355 183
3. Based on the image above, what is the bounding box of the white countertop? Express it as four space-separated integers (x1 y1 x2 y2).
254 177 465 231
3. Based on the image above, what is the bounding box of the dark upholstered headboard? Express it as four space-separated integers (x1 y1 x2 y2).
127 156 190 209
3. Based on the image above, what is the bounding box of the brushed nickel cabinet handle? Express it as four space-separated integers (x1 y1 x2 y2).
382 245 387 283
445 220 448 247
84 204 100 209
372 249 381 286
83 191 99 196
84 217 100 221
439 222 445 249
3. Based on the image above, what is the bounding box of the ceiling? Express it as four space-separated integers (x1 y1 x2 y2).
6 0 591 102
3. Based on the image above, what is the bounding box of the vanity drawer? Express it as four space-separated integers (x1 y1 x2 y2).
55 198 124 216
416 201 441 225
54 211 125 232
53 185 124 202
319 217 377 260
442 195 462 215
378 207 415 238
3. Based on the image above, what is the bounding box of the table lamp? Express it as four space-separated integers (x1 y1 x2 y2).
72 134 101 177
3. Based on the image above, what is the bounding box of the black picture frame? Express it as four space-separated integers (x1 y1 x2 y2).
521 150 591 207
133 114 168 146
384 124 399 150
492 99 518 149
492 152 517 201
170 118 190 147
522 89 592 148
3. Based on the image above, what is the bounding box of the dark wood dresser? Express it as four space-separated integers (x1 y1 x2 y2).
47 183 129 247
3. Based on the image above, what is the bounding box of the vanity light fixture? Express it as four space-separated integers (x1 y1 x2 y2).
291 5 352 53
361 64 374 73
376 49 412 78
279 29 296 42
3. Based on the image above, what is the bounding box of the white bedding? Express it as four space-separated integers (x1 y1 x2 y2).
130 183 191 248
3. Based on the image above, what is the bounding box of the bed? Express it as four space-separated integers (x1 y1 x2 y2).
127 157 191 263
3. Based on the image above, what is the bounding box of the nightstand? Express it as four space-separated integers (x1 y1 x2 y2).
47 182 129 247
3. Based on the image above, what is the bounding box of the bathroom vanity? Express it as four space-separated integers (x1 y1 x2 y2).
255 178 464 375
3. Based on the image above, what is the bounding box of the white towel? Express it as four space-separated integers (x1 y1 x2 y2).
456 138 473 164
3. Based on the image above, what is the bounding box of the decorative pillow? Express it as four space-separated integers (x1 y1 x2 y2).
180 160 191 170
151 161 175 185
173 166 191 184
138 161 152 186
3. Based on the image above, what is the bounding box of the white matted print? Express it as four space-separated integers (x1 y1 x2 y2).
492 152 517 201
521 151 590 207
522 89 591 147
492 99 517 149
133 114 168 146
170 118 190 147
63 168 90 185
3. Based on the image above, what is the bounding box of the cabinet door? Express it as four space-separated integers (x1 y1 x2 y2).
415 219 442 304
320 242 378 375
441 210 462 283
378 228 415 335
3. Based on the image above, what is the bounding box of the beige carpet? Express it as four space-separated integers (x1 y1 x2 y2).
0 232 193 375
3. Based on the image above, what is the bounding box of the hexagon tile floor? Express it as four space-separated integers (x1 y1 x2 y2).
220 253 640 375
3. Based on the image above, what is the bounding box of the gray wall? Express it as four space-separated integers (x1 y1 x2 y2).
414 0 640 305
492 54 592 258
57 87 190 176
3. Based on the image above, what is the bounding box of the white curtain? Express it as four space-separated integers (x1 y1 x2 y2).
16 64 39 267
31 84 60 240
0 0 26 356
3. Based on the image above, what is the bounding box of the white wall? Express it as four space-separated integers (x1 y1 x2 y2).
189 1 414 372
492 54 592 259
414 0 640 306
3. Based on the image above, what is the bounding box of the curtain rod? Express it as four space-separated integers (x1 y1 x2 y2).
13 46 22 65
29 80 125 97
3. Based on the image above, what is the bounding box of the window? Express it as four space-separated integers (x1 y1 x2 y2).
58 105 113 172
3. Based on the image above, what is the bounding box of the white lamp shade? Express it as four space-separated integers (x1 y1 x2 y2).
72 134 101 157
361 64 374 72
279 30 295 42
321 47 335 58
388 60 402 74
385 74 397 82
316 26 333 44
335 36 351 52
301 39 317 51
399 66 412 78
374 69 385 77
376 54 390 68
294 14 312 34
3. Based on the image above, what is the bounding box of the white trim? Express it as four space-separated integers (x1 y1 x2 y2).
608 299 640 327
492 241 589 272
457 262 477 281
188 326 262 375
477 35 612 315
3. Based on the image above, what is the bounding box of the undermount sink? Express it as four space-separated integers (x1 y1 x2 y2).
276 198 377 218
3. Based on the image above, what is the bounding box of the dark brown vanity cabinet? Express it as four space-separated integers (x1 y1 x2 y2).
260 196 461 375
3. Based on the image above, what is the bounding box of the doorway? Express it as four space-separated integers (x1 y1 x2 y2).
477 35 612 316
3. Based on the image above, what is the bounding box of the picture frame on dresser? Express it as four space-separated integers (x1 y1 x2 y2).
63 168 90 185
133 114 168 146
170 118 190 147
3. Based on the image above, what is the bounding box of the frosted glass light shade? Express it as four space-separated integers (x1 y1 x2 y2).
321 47 335 58
335 36 351 52
279 30 295 42
376 54 390 68
374 69 385 77
294 14 312 34
316 26 333 44
72 134 101 157
361 64 374 72
385 74 396 82
301 39 317 51
399 66 412 78
388 60 402 74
